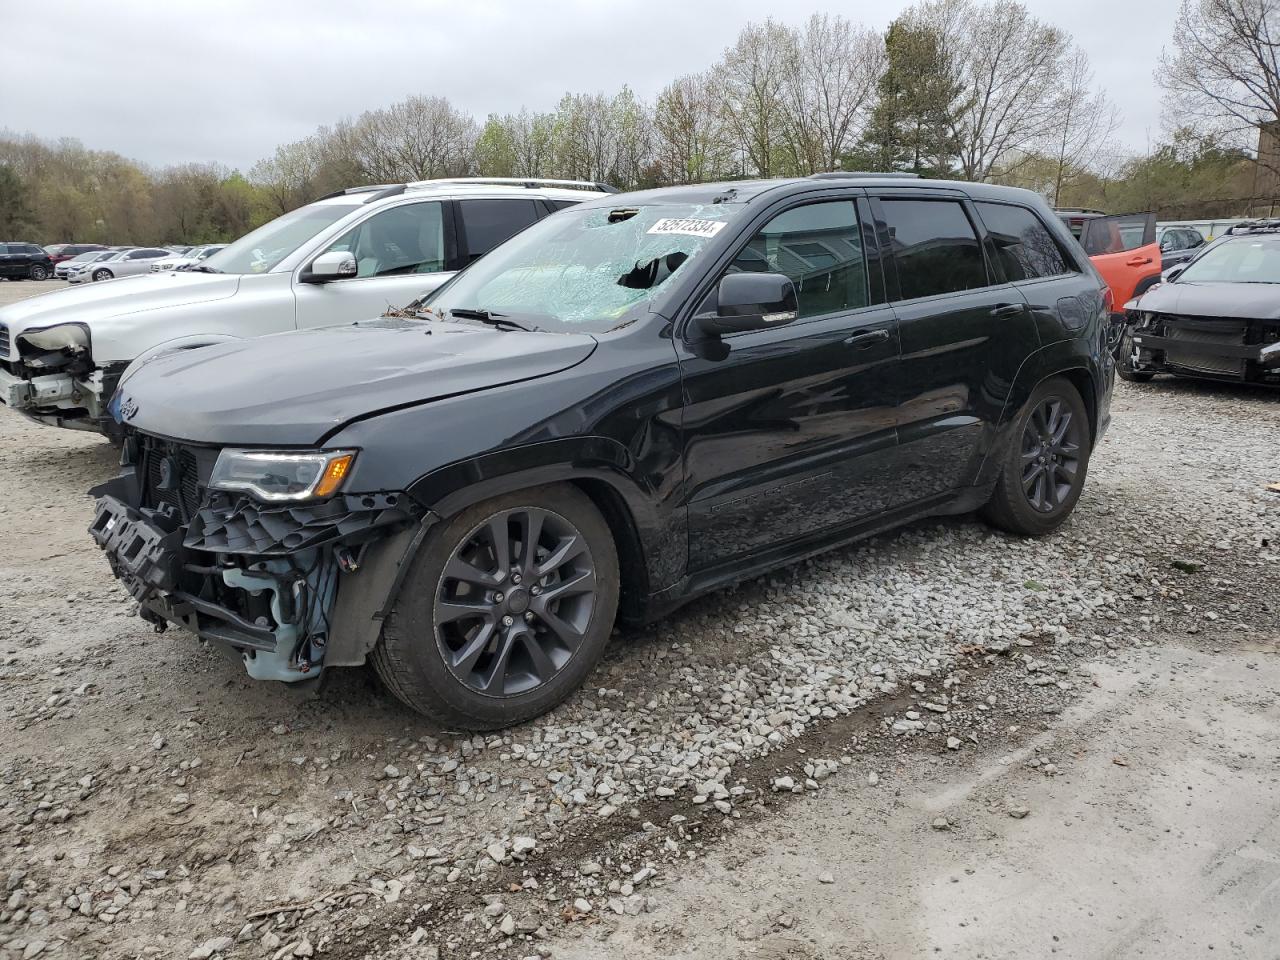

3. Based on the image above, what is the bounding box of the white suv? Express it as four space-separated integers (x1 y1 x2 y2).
0 178 610 435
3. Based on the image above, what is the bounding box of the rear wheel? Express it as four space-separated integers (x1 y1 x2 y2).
982 377 1091 536
373 484 619 730
92 269 112 282
29 264 49 281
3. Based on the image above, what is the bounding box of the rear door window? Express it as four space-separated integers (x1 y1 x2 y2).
975 202 1073 281
458 199 541 262
1080 213 1155 256
880 199 989 300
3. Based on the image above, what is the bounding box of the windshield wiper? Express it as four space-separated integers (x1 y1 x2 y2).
449 308 537 332
188 264 223 274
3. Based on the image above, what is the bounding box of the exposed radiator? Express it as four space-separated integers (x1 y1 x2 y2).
1163 323 1247 377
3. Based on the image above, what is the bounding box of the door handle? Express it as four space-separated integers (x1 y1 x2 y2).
989 303 1026 318
843 328 891 348
1126 256 1152 266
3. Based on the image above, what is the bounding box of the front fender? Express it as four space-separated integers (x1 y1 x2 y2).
406 436 682 595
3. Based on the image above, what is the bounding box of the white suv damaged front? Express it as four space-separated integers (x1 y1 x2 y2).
0 270 244 432
0 178 610 435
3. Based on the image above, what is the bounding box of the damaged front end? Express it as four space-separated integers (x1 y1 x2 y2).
88 434 425 683
1125 309 1280 385
0 322 117 430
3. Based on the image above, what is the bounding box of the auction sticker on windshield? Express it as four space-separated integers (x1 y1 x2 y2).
647 218 728 238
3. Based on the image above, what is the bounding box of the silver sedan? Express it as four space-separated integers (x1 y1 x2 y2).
68 247 175 283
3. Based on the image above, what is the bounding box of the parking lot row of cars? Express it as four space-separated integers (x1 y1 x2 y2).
0 242 226 283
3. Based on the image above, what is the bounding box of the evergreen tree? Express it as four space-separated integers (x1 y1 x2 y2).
857 20 963 176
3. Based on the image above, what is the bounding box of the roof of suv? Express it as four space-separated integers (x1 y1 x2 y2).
576 174 1050 209
311 178 613 207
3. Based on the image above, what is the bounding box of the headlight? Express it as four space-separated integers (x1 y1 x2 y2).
209 449 356 502
16 323 90 353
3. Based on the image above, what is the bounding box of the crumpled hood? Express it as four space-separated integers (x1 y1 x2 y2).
117 318 598 446
0 272 240 356
1131 280 1280 320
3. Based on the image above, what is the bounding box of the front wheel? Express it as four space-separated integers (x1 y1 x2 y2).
373 484 619 730
92 269 113 282
1116 331 1155 382
982 377 1091 537
29 264 49 281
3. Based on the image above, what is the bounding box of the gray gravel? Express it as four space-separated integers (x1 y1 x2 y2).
0 279 1276 960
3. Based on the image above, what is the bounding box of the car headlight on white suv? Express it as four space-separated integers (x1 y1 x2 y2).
209 449 356 502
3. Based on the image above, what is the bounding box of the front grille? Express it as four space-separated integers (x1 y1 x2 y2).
0 323 9 359
140 439 207 518
1163 322 1246 376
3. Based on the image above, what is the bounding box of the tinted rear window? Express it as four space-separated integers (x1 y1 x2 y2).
458 199 541 261
881 199 988 300
976 202 1072 281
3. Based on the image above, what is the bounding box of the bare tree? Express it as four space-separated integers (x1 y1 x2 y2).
1045 50 1120 205
349 95 477 182
653 72 730 183
1160 0 1280 168
779 14 883 173
716 20 795 177
913 0 1070 181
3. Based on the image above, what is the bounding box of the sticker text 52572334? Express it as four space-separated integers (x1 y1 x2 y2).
646 218 728 239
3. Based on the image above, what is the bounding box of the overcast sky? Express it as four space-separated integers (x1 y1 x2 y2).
6 0 1171 172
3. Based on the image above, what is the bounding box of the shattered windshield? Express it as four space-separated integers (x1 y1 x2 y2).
202 202 361 275
421 203 741 332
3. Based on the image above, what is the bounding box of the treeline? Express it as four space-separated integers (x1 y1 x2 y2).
0 0 1267 245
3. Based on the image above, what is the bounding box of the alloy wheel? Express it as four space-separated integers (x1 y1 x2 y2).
30 265 48 281
434 507 597 697
1020 397 1083 513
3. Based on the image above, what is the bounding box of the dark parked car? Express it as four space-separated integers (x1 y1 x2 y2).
90 175 1115 729
0 243 55 281
1157 226 1206 270
44 242 109 266
1121 219 1280 386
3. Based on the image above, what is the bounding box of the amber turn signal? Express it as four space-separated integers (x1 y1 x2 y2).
314 454 355 498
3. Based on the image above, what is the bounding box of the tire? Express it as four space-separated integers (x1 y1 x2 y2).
981 376 1092 537
373 483 619 730
29 264 49 281
92 269 112 282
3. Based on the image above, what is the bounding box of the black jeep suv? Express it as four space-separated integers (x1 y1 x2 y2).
91 175 1115 729
0 243 55 281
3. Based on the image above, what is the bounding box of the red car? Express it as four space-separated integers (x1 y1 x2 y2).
1057 210 1161 319
43 242 108 266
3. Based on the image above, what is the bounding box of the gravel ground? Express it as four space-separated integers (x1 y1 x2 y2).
1 278 1277 960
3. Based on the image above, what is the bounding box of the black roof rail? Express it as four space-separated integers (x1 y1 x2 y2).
315 184 399 201
808 171 921 180
364 184 407 203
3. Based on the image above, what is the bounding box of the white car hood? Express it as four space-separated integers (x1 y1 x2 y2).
0 272 241 361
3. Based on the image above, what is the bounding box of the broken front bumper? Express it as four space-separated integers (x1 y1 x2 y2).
0 365 107 425
89 479 423 683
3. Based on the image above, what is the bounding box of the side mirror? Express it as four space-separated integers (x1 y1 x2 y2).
1159 238 1173 252
303 250 357 283
694 272 798 338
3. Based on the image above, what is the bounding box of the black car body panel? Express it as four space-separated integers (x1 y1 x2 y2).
122 318 599 445
95 175 1114 689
